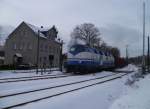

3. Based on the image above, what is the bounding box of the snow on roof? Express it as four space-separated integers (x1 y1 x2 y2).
40 28 50 32
55 33 63 44
24 22 48 39
23 22 62 43
55 37 62 43
15 53 22 57
0 56 4 60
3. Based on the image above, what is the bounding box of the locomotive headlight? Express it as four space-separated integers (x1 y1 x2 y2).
79 60 82 63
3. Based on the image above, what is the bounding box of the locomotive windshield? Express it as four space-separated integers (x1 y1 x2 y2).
70 47 76 52
69 45 86 55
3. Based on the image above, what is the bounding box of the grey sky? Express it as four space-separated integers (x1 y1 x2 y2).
0 0 149 57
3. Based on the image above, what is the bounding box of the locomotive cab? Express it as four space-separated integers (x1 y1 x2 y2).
65 44 115 74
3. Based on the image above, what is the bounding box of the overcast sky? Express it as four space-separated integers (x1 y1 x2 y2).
0 0 150 57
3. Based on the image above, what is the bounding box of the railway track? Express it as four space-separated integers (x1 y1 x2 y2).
0 73 68 81
0 72 131 109
114 70 134 73
0 74 70 84
0 70 133 84
0 73 116 98
4 69 60 74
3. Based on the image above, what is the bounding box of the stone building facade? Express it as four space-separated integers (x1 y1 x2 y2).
5 21 62 68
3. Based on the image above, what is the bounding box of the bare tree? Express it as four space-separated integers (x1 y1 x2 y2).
98 41 120 58
109 47 120 58
99 41 107 50
71 23 101 47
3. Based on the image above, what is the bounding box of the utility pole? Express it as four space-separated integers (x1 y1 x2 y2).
126 45 129 64
36 26 43 74
36 30 40 74
147 36 150 72
59 40 63 72
142 2 146 74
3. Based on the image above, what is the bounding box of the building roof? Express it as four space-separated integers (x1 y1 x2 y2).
24 22 47 39
6 21 62 45
24 22 62 43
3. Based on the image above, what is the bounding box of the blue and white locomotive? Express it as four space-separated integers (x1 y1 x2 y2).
65 44 115 73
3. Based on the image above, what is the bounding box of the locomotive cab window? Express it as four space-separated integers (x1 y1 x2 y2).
70 47 75 52
69 45 86 55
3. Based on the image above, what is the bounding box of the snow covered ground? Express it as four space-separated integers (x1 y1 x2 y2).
0 64 149 109
110 72 150 109
116 64 138 72
0 68 60 79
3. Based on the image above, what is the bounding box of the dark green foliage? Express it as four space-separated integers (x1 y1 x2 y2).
0 65 16 70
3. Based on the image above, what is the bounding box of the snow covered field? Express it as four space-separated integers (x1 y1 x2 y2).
0 64 149 109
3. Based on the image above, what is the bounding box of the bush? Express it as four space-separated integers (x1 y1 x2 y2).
0 65 16 70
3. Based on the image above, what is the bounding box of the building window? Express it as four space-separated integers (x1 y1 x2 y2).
55 48 57 54
44 57 47 61
57 48 59 54
18 43 23 50
45 45 48 52
13 43 17 50
22 43 24 50
27 43 32 50
29 44 32 50
27 43 29 50
55 48 57 53
43 57 47 65
40 44 43 52
40 57 42 63
49 46 51 53
23 43 26 50
23 30 27 37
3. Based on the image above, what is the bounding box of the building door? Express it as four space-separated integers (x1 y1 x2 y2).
13 53 23 65
49 55 54 67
